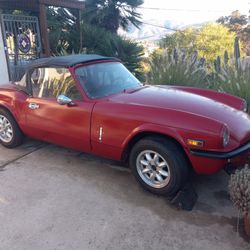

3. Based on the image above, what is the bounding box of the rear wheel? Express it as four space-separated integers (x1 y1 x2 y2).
0 108 24 148
129 137 189 196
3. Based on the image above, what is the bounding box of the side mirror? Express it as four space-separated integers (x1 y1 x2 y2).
57 95 73 105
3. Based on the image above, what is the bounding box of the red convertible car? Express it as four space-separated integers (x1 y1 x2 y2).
0 54 250 196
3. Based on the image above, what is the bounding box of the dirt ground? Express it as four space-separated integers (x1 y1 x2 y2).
0 140 249 250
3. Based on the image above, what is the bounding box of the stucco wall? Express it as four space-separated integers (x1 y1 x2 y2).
0 24 9 84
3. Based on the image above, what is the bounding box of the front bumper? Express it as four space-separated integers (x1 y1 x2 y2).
190 141 250 159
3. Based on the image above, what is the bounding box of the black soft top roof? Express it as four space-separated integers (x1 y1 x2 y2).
28 54 119 69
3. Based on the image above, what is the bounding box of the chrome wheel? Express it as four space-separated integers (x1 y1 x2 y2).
136 150 171 189
0 115 13 143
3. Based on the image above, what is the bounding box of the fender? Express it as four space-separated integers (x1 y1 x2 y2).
0 84 21 121
0 91 27 128
0 100 17 120
122 123 189 154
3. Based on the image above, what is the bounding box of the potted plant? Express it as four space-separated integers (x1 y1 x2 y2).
228 165 250 237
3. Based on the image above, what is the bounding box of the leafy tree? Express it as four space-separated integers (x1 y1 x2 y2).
84 0 143 33
217 10 250 55
160 23 236 64
195 23 236 63
217 10 248 32
160 28 197 55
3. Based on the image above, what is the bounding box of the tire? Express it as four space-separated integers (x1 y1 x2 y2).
0 108 24 148
129 137 189 196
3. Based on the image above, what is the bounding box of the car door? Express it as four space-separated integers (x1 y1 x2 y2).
24 67 93 152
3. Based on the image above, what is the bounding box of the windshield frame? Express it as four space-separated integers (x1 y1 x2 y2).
73 60 141 100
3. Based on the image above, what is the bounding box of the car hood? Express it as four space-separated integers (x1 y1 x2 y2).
109 85 250 143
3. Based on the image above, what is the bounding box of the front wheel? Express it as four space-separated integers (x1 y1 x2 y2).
129 137 189 196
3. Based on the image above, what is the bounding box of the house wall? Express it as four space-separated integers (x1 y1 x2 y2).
0 24 9 84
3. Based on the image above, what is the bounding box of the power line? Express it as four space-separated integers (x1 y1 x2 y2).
141 21 181 32
138 6 237 13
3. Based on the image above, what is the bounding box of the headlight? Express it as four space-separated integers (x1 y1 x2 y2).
222 126 230 147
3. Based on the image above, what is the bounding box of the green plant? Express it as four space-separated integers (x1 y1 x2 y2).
147 49 208 87
210 37 250 111
228 166 250 216
213 58 250 108
116 37 145 81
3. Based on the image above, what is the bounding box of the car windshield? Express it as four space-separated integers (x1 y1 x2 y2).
75 62 141 99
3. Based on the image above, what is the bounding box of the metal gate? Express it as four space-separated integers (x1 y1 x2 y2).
1 14 42 81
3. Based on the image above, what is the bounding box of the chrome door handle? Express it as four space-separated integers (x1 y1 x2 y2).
28 103 40 110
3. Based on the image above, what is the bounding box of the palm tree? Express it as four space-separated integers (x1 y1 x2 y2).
46 4 145 80
47 7 80 53
85 0 144 33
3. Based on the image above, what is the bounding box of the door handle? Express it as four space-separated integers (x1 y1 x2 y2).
28 103 40 110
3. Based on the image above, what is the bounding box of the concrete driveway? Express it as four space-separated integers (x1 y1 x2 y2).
0 140 249 250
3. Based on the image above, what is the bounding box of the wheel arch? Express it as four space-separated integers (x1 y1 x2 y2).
121 125 192 169
0 103 22 131
0 103 14 117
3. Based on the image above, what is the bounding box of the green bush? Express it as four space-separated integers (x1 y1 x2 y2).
147 49 208 87
147 44 250 112
212 58 250 110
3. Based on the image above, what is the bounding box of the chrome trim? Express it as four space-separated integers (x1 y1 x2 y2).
99 127 103 142
28 103 39 110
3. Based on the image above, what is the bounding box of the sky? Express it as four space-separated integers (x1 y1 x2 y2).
140 0 250 25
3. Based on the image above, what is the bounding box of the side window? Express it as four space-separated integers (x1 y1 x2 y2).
30 67 82 100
